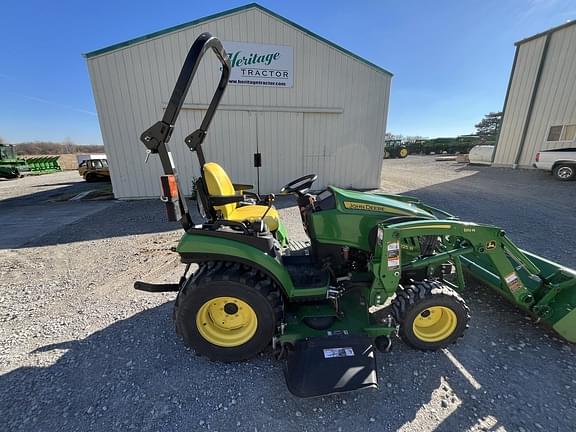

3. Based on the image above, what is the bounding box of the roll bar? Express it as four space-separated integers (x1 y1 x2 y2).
140 32 231 230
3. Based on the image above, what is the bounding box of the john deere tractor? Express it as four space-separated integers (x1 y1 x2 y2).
135 33 576 397
383 139 409 159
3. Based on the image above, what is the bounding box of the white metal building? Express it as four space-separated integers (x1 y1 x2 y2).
493 21 576 168
84 3 392 198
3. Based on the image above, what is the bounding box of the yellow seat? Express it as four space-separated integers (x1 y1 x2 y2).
203 162 279 231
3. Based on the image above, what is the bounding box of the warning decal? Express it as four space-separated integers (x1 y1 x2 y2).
504 271 522 292
387 241 401 270
323 348 355 358
327 330 349 336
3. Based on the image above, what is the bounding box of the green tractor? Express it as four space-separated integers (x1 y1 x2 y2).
383 139 409 159
0 144 30 179
135 33 576 397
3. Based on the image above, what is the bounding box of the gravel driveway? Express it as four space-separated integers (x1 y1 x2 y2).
1 158 575 432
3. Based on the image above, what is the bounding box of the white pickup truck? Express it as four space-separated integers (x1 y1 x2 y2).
534 148 576 181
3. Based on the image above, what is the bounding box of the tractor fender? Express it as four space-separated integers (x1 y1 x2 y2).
176 232 296 297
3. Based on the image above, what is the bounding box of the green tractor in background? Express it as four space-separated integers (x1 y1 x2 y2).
135 33 576 398
0 143 62 179
0 144 30 179
383 139 409 159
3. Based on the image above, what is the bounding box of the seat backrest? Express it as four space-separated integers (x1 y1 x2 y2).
203 162 236 218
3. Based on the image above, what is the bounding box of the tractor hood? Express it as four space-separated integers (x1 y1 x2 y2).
330 187 436 219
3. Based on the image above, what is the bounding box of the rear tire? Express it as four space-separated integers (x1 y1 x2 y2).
391 279 469 350
553 164 575 181
174 261 282 362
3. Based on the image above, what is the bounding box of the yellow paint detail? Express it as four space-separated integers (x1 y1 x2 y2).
196 297 258 347
343 201 408 215
399 148 409 157
402 224 452 230
412 306 457 342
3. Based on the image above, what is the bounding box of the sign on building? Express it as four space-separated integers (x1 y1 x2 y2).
223 41 293 87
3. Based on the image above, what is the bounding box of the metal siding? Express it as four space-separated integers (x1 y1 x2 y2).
495 25 576 167
494 37 545 165
519 25 576 166
86 7 390 198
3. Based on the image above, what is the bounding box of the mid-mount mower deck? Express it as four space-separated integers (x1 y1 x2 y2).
135 33 576 398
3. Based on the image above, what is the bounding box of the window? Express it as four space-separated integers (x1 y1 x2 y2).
547 124 576 142
547 126 563 141
561 124 576 141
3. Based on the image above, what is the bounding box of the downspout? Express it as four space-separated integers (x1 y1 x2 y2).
512 33 551 168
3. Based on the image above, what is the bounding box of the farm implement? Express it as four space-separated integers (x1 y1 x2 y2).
0 144 61 179
135 33 576 397
23 156 62 175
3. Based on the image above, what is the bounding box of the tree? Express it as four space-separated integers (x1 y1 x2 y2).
0 136 4 144
475 112 503 145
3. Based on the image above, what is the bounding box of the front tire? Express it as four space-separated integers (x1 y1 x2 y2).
391 279 469 350
174 262 282 362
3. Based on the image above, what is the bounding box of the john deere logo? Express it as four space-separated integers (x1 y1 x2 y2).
486 240 497 250
344 201 393 213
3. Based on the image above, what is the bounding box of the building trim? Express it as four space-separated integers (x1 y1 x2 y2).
174 103 344 114
513 33 552 167
492 44 520 162
515 19 576 46
83 3 393 77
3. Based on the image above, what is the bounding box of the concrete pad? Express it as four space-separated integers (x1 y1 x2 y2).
0 201 116 249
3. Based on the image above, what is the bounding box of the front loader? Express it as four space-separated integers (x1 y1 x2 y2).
135 33 576 398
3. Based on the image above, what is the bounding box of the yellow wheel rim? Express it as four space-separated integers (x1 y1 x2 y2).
196 297 258 347
400 148 408 157
412 306 457 342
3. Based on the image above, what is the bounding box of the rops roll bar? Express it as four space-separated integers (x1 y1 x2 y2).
139 32 231 230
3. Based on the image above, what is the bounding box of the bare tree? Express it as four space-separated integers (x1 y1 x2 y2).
62 137 75 154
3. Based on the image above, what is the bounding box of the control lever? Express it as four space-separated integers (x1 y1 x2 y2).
260 193 275 227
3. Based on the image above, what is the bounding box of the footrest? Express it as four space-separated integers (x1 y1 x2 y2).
283 334 378 398
134 281 180 292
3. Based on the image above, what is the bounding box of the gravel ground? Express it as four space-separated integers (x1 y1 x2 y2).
1 159 575 432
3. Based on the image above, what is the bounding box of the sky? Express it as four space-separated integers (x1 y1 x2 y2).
1 0 575 144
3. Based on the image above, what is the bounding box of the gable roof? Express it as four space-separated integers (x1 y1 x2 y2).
83 3 392 76
515 19 576 46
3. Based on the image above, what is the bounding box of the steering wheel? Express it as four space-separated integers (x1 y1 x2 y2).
280 174 318 195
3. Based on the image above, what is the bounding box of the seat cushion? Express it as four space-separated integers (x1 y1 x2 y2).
229 205 279 231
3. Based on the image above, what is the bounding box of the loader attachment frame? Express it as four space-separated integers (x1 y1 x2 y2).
372 220 576 342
